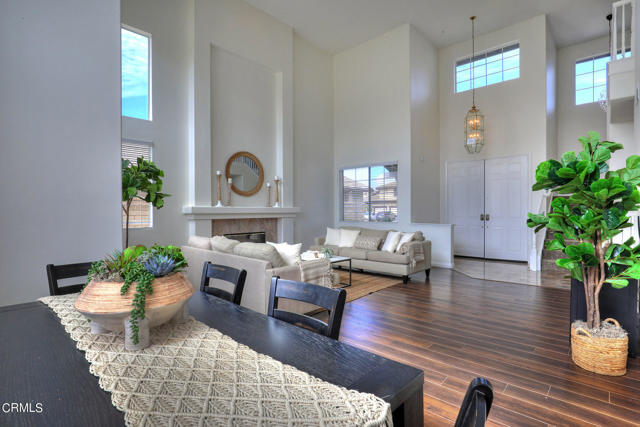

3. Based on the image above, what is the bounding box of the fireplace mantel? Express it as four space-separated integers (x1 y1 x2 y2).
182 206 300 220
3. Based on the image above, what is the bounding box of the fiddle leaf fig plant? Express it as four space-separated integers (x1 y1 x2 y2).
528 132 640 329
122 157 170 247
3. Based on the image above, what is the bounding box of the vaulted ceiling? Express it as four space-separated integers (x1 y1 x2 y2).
245 0 615 53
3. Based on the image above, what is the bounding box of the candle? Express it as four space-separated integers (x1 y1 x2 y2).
227 178 232 184
266 182 271 187
216 170 221 176
274 176 279 181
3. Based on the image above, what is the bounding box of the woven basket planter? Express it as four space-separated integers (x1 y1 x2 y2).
571 318 628 376
75 272 194 350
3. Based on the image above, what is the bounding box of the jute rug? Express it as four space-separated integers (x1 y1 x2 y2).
337 271 402 303
39 294 392 427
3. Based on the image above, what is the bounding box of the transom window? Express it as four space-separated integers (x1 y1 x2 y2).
455 43 520 93
121 26 151 120
575 50 632 105
341 164 398 223
122 141 153 229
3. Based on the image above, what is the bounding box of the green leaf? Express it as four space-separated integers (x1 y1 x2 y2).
603 208 621 229
626 155 640 170
565 242 595 259
556 168 576 178
623 264 640 279
593 147 611 163
561 151 577 167
545 240 564 251
556 258 577 270
605 279 629 289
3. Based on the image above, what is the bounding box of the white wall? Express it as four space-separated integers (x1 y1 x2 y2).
122 0 194 248
210 46 277 207
439 15 550 223
556 36 609 155
190 0 294 238
293 35 335 248
0 0 122 306
333 24 453 268
545 17 558 160
410 26 440 223
333 24 412 224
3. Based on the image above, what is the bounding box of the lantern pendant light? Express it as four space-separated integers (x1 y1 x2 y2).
465 16 485 154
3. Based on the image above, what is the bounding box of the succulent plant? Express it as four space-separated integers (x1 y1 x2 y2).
143 254 176 277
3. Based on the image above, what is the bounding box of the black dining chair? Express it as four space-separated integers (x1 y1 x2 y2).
267 277 347 340
46 262 94 296
454 377 494 427
200 262 247 305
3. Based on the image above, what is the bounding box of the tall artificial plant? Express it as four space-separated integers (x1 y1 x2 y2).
528 132 640 329
122 157 170 247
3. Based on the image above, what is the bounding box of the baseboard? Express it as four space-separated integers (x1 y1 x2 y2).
432 261 454 269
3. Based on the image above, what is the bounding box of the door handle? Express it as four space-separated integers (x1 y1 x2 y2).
480 214 485 221
486 214 490 221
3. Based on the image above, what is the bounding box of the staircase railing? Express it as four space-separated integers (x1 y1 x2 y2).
611 0 635 61
529 191 553 271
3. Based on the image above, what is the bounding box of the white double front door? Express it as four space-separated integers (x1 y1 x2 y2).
447 155 528 261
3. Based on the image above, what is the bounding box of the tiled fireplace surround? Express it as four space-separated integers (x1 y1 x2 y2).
211 218 278 242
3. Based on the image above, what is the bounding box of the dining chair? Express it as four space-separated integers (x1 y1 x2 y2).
267 277 347 340
454 377 494 427
46 262 94 296
200 262 247 305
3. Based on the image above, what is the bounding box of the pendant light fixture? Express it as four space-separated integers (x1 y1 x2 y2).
465 16 485 154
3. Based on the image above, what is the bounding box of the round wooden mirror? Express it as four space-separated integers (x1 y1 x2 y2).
225 151 264 197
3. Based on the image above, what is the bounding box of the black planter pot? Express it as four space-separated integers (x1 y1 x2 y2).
570 278 639 357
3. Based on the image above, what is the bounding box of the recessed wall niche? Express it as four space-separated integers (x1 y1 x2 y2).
210 46 280 207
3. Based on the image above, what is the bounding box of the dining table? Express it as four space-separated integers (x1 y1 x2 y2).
0 292 424 427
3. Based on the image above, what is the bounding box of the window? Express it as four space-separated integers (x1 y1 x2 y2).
575 50 632 105
341 164 398 222
121 26 151 120
122 141 152 228
455 43 520 93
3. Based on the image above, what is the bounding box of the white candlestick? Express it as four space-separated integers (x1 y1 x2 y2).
216 170 221 175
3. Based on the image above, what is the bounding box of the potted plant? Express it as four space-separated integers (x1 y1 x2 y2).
528 132 640 376
122 157 170 247
75 245 193 351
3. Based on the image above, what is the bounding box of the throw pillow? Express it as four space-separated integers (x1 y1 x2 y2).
233 242 285 268
210 235 240 253
188 235 211 250
354 235 382 250
395 232 415 252
339 228 360 247
325 227 341 246
381 231 403 253
267 241 302 266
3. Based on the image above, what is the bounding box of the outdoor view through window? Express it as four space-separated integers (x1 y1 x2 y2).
342 164 398 222
121 27 150 120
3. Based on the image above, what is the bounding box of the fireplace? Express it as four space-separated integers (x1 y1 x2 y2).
212 218 278 242
224 231 266 243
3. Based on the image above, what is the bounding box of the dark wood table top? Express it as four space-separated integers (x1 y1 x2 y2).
0 293 423 426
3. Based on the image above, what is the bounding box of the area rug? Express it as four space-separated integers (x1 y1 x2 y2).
334 270 403 303
39 294 392 427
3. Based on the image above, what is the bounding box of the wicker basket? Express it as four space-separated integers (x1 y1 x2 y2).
571 318 628 376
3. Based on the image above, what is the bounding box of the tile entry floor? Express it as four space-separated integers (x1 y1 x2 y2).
453 256 569 289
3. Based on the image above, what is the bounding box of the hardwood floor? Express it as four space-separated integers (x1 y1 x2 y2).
333 268 640 426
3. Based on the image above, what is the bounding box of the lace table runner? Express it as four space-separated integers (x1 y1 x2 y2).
39 294 392 426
